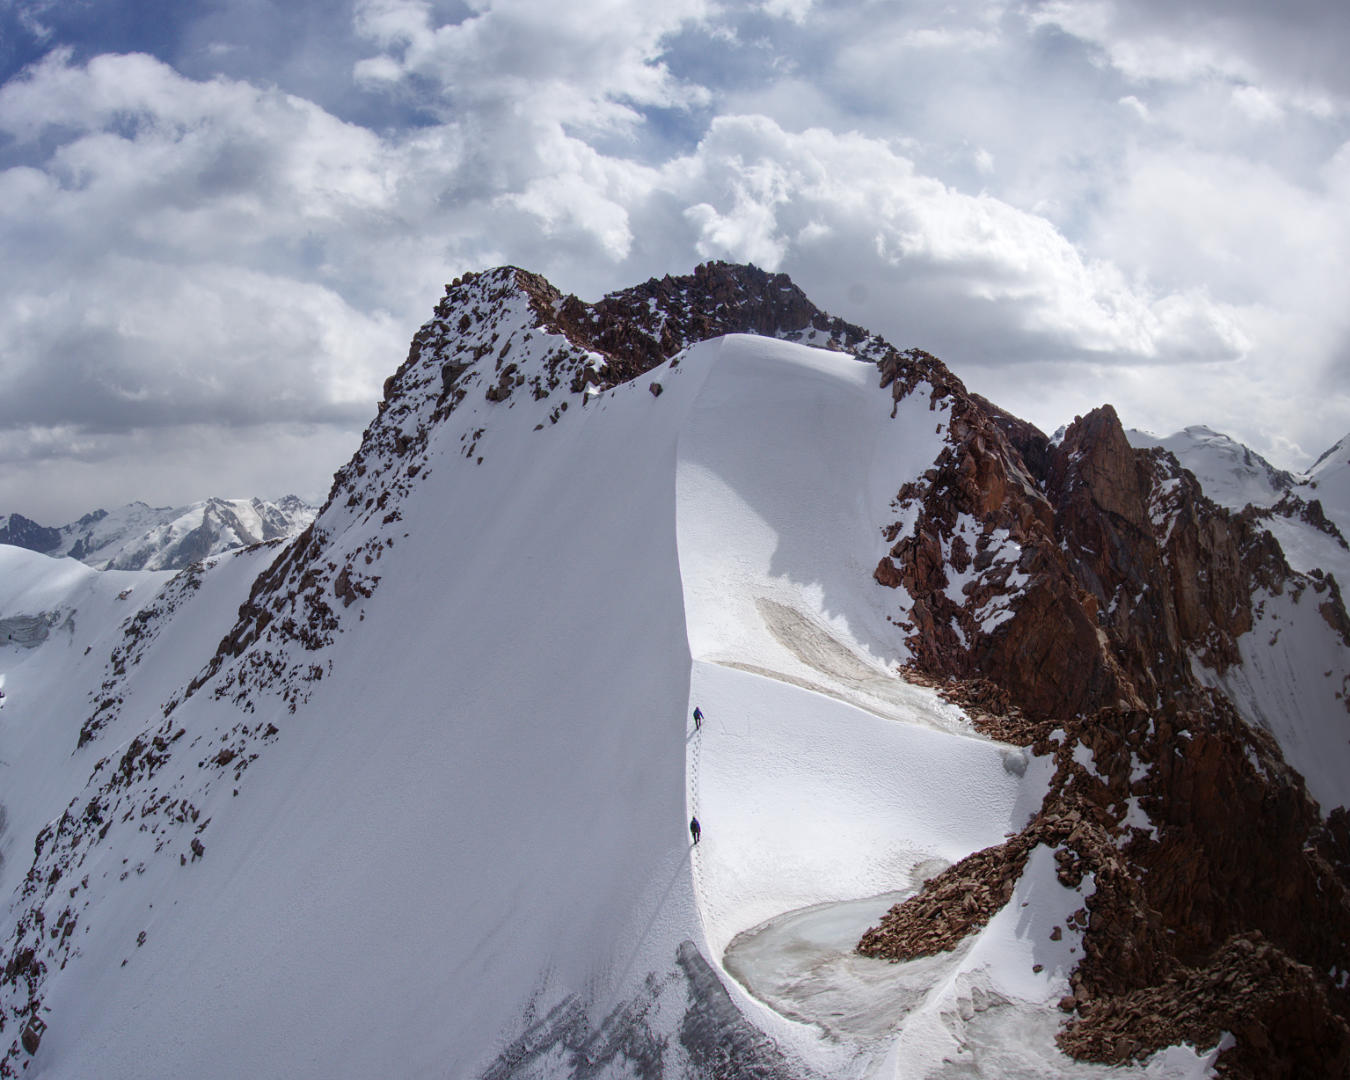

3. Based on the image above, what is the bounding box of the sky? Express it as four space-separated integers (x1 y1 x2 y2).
0 0 1348 521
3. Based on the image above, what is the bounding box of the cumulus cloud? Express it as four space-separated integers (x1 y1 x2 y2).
0 52 409 417
655 116 1250 365
1028 0 1350 109
1 0 1349 518
352 0 713 126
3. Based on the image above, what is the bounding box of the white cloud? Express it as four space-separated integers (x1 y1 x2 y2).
3 0 1350 520
353 0 714 130
759 0 814 23
1230 84 1282 123
1028 1 1252 85
1027 0 1348 120
657 115 1248 366
1118 95 1149 120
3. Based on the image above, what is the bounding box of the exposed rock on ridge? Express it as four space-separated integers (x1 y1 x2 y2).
865 389 1350 1072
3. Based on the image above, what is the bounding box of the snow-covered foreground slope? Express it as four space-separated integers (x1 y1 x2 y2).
3 335 1224 1078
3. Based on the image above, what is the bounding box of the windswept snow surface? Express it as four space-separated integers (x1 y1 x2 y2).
2 336 1216 1078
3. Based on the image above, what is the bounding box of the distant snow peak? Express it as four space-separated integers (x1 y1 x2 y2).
1124 424 1350 590
1307 431 1350 477
0 496 317 571
1125 424 1295 513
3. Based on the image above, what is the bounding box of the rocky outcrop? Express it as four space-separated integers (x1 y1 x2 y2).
0 514 60 555
859 689 1350 1074
864 384 1350 1071
871 392 1340 718
1061 932 1350 1078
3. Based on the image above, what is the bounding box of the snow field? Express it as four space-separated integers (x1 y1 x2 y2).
38 335 719 1079
1196 585 1350 813
687 662 1032 961
0 331 1247 1079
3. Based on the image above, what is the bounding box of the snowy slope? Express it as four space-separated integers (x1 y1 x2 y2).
0 323 1234 1079
0 544 275 903
1194 582 1350 814
1125 427 1294 513
1127 427 1349 566
1304 432 1350 531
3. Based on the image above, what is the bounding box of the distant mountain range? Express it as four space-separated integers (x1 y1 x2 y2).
0 496 317 571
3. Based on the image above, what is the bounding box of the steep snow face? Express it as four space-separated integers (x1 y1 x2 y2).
0 327 1081 1080
1305 432 1350 528
677 337 952 712
1196 583 1350 814
672 337 1034 934
0 497 317 571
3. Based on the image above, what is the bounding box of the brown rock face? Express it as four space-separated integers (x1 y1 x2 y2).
865 380 1350 1073
858 691 1350 1075
873 397 1321 719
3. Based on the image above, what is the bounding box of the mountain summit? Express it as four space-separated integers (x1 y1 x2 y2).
0 264 1346 1078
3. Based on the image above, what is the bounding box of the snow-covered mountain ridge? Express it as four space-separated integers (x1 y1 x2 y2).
1124 426 1297 511
0 496 316 572
0 263 1346 1077
1126 424 1350 590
